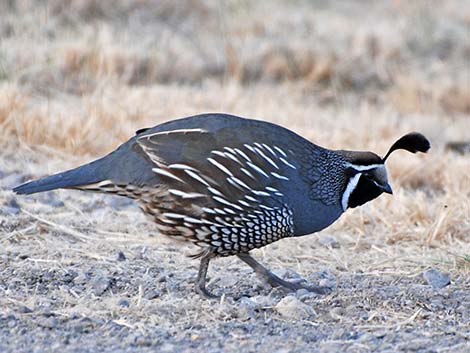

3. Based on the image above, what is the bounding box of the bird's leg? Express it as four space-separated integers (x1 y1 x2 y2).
237 253 331 295
195 253 219 299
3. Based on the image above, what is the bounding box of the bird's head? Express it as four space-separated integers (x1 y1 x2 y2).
338 132 430 210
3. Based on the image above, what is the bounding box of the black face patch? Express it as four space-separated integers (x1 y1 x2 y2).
348 174 384 208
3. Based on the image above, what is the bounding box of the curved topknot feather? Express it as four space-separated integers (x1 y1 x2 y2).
382 132 431 162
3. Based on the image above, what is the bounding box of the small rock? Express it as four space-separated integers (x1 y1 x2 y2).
215 274 239 288
37 316 59 329
118 299 130 307
144 289 161 300
236 297 258 319
1 198 21 215
274 296 315 320
295 288 318 300
318 235 340 248
116 251 126 262
134 336 153 347
250 295 276 307
310 269 337 290
17 305 33 314
423 268 451 289
91 276 112 296
329 307 346 321
7 197 21 209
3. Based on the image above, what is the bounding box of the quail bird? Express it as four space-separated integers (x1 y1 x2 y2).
14 114 430 298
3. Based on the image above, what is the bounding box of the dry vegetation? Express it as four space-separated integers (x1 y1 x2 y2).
0 1 469 352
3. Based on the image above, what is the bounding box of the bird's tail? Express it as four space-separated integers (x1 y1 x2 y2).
13 159 105 195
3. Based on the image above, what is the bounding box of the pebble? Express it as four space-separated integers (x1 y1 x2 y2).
116 251 127 262
237 297 258 319
37 316 59 329
91 275 112 296
134 336 153 347
117 298 130 307
250 295 276 307
318 235 340 248
144 289 161 300
1 198 21 215
274 296 315 320
423 268 451 289
311 269 337 290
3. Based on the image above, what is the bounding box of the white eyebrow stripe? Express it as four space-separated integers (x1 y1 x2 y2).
152 168 184 183
345 163 384 171
208 157 233 176
254 147 279 169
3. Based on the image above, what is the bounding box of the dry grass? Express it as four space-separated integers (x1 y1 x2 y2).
0 1 469 352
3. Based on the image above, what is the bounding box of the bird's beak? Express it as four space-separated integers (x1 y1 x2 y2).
381 183 393 195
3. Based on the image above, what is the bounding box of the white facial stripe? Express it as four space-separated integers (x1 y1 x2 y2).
341 173 361 211
345 163 384 171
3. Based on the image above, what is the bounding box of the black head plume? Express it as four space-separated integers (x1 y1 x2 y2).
382 132 430 162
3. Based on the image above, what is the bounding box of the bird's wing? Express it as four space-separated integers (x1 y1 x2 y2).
134 128 297 254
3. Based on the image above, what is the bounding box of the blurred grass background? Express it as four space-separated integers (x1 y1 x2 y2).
1 0 468 153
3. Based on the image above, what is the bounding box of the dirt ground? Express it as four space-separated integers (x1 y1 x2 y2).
1 1 469 352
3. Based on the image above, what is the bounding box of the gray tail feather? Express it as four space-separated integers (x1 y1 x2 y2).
13 162 103 195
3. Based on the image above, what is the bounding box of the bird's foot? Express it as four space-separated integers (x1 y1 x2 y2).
265 273 332 295
195 283 220 299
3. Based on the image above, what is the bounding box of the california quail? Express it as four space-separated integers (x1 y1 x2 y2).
13 113 430 298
